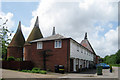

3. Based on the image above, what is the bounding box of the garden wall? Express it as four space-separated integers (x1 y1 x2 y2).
2 61 33 70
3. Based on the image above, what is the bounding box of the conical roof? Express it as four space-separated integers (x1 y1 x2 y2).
9 21 25 47
81 33 95 54
27 16 43 41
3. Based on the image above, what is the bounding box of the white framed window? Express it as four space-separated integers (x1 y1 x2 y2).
81 48 83 53
86 51 88 55
37 42 43 49
54 40 62 48
77 45 79 52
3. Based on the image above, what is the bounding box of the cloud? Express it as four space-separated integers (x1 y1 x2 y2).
108 23 113 28
0 3 15 41
0 12 14 30
1 0 118 57
27 0 118 57
90 27 118 57
21 24 32 40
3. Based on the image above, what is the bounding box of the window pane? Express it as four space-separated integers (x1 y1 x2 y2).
55 40 62 48
59 41 61 47
37 42 42 49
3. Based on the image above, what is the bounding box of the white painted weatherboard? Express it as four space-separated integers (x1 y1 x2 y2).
70 39 93 61
70 39 94 71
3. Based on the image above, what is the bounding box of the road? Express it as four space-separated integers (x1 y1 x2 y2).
1 67 119 78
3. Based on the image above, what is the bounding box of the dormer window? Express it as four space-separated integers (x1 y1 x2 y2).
54 40 62 48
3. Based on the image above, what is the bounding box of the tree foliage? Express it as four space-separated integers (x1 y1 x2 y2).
116 49 120 64
0 17 12 60
103 49 120 64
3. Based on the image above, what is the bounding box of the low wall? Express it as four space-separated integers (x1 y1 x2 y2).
2 61 33 70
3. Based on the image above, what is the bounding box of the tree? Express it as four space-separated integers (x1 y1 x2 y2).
116 49 120 64
103 50 120 64
39 49 52 70
0 17 12 60
103 55 109 63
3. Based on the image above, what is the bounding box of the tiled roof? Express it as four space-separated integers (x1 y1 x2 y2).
30 34 67 42
9 21 25 47
81 39 94 53
81 33 96 54
27 16 43 41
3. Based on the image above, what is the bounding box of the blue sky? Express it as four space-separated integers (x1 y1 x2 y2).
0 0 118 57
2 2 39 31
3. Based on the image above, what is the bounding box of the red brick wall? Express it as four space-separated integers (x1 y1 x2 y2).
24 45 32 61
96 56 100 64
24 39 70 72
7 46 23 59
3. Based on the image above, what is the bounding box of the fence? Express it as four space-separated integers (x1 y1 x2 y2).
2 60 33 70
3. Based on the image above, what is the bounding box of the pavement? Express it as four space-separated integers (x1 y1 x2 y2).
1 67 119 79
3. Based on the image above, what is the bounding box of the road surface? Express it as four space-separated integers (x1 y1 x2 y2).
1 67 119 78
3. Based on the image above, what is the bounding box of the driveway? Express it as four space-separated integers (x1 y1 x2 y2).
1 67 119 78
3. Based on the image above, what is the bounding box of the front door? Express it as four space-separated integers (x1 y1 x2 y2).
70 59 73 72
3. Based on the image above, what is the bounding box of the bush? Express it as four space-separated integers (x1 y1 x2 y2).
31 70 40 73
31 67 40 73
21 70 28 72
7 56 15 61
27 70 32 73
20 67 47 74
16 58 22 61
32 67 40 71
40 70 47 74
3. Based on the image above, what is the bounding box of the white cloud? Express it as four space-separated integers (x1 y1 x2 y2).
90 27 118 57
108 23 113 28
0 6 15 41
21 24 32 40
1 0 118 57
27 0 118 57
0 12 14 30
27 0 117 57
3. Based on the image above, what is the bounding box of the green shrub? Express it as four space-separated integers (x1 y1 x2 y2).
21 70 28 72
27 70 32 73
32 67 40 71
31 70 40 73
16 58 22 61
20 68 47 74
40 70 47 74
21 70 32 73
7 56 15 61
32 67 41 73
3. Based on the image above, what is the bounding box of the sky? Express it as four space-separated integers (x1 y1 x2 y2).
0 0 119 58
